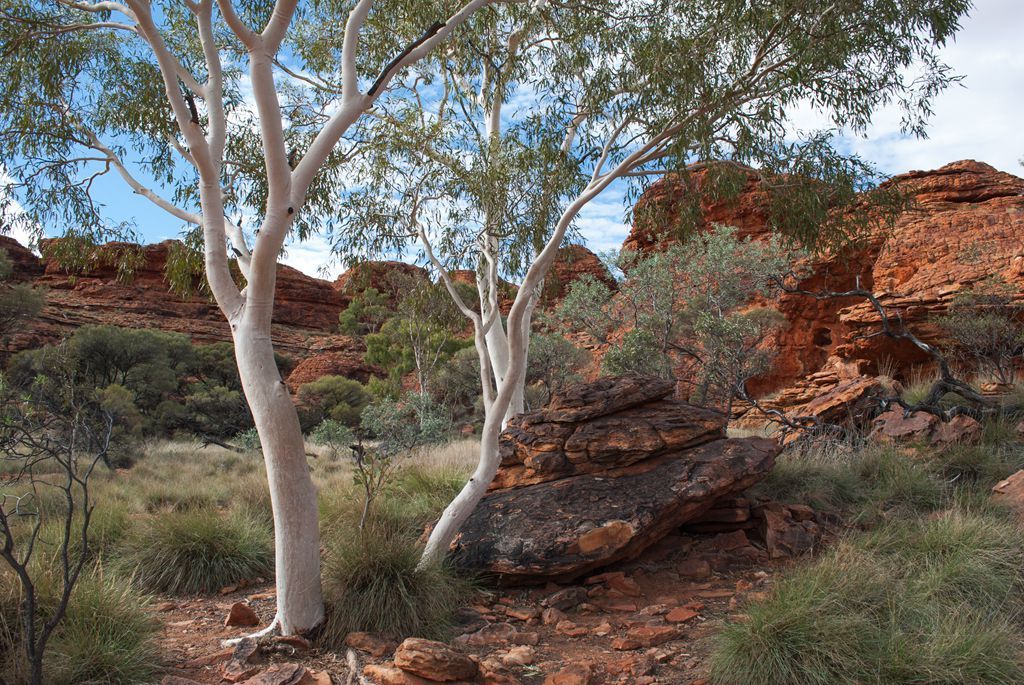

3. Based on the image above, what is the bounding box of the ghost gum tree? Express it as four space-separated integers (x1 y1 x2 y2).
0 0 506 635
334 0 971 564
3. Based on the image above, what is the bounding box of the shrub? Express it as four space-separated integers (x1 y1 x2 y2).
119 508 273 595
320 522 473 644
298 375 371 430
309 419 356 460
1 569 159 685
710 508 1024 685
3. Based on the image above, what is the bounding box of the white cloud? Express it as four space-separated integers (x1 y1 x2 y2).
279 234 346 281
0 168 40 252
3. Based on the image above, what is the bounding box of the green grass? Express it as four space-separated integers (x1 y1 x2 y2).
320 520 474 644
117 508 273 595
45 572 160 685
1 568 159 685
711 508 1024 685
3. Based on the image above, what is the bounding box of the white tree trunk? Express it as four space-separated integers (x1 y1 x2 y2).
420 405 505 563
233 321 324 634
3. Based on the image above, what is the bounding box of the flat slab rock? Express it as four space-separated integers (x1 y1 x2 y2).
454 436 778 583
493 376 726 490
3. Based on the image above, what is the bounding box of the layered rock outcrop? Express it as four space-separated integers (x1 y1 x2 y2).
453 376 779 583
0 239 431 382
623 160 1024 424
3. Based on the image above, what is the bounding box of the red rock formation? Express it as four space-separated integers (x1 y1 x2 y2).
333 260 429 300
542 244 617 304
624 165 772 253
625 160 1024 423
453 376 778 583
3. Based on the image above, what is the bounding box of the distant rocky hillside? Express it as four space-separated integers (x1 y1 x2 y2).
0 236 613 389
625 160 1024 423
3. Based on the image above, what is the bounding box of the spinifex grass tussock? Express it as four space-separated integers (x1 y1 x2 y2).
319 519 474 644
710 507 1024 685
118 507 273 595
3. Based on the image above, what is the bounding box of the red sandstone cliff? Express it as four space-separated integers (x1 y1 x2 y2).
622 160 1024 420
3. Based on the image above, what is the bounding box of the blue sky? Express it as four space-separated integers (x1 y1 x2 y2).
6 0 1023 280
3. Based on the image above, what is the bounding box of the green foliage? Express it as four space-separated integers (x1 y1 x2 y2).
524 332 589 407
0 249 44 339
2 570 159 685
364 279 471 396
711 508 1024 685
320 521 474 644
558 227 791 408
44 573 159 685
118 509 273 595
298 375 370 430
309 419 356 460
5 325 263 440
361 393 451 457
339 287 391 335
432 346 486 425
935 277 1024 385
183 384 251 439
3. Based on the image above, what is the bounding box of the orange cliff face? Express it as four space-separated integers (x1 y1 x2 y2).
0 236 612 390
618 160 1024 420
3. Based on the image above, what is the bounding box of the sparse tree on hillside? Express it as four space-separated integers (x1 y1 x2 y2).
0 249 44 341
342 0 972 564
935 277 1024 386
0 0 504 635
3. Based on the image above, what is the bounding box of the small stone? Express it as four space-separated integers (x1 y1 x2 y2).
605 574 642 597
665 607 699 624
612 624 680 650
543 663 593 685
297 672 333 685
220 584 240 595
225 602 260 627
543 587 589 611
155 601 177 612
393 638 478 682
502 645 536 667
363 664 436 685
638 604 670 617
345 631 396 658
593 621 614 637
239 663 307 685
161 678 204 685
506 606 539 621
272 635 311 652
541 607 567 625
555 620 588 637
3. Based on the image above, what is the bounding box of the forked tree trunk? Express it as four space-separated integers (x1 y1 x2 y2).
233 322 324 634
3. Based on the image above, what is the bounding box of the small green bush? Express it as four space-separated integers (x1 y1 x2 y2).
320 522 473 644
298 375 371 430
119 508 273 595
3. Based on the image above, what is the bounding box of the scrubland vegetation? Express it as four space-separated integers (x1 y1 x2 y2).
1 436 479 682
714 425 1024 685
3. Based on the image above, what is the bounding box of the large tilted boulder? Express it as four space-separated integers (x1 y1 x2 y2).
453 377 779 583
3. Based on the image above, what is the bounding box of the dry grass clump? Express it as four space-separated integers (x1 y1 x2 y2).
117 508 273 595
319 520 474 644
711 508 1024 685
1 567 158 685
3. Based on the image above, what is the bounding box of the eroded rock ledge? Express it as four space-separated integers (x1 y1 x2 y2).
453 376 779 583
